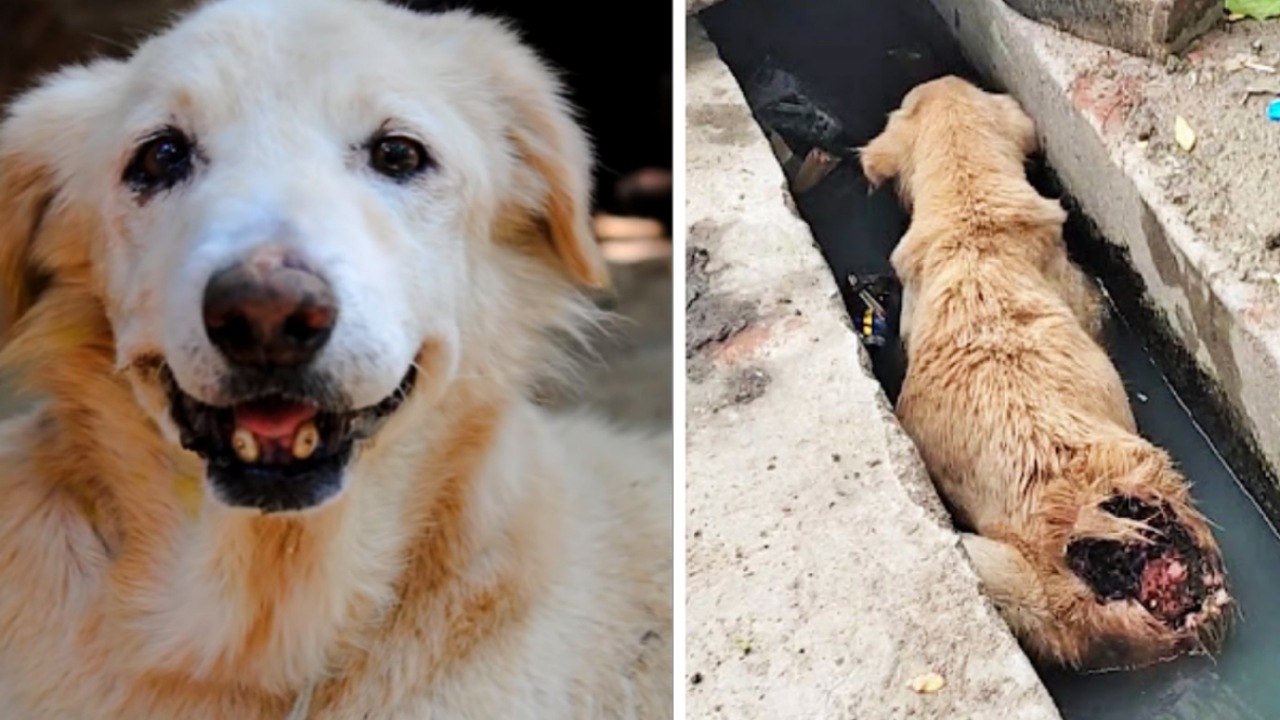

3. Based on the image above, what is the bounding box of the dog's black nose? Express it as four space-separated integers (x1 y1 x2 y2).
202 249 338 368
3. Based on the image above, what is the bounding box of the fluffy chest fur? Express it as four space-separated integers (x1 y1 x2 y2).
0 393 671 719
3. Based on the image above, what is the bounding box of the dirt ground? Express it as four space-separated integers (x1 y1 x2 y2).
1074 16 1280 282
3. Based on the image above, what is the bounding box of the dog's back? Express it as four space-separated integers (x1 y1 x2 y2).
860 77 1133 524
861 76 1229 671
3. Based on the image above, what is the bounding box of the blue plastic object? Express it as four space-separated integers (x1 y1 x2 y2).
1268 98 1280 122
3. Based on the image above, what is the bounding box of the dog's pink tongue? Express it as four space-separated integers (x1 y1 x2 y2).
234 401 318 441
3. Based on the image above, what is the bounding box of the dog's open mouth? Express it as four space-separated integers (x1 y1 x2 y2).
161 366 416 512
1067 495 1231 634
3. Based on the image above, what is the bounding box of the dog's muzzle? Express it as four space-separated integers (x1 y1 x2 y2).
161 245 416 513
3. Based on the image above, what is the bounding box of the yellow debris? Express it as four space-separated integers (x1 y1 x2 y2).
908 672 946 694
1174 116 1197 152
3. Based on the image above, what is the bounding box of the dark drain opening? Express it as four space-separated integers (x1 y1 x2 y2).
698 0 1280 717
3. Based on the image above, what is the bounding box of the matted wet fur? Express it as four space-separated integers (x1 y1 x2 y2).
0 0 672 717
859 76 1230 671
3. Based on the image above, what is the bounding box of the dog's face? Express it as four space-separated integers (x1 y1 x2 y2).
0 0 606 513
859 75 1038 205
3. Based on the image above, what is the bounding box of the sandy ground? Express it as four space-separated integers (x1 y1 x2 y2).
1071 17 1280 283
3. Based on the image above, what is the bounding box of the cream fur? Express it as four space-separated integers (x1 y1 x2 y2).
0 0 673 717
861 76 1229 671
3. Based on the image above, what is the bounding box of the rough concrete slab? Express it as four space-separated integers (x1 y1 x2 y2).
685 18 1060 720
1002 0 1221 59
930 0 1280 494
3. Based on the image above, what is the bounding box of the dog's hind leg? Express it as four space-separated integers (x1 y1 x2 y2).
1046 252 1106 343
897 283 916 353
961 534 1056 637
960 532 1083 664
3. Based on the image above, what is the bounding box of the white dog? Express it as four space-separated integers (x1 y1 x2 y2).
0 0 673 717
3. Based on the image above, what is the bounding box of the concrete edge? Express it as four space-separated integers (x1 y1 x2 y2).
686 0 723 16
1002 0 1221 59
685 18 1061 720
931 0 1280 489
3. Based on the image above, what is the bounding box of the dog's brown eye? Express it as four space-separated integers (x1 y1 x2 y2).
124 129 194 193
370 136 430 179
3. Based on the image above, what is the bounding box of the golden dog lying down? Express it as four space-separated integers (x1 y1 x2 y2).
0 0 672 717
860 76 1230 671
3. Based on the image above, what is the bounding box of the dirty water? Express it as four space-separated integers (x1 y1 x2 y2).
699 0 1280 717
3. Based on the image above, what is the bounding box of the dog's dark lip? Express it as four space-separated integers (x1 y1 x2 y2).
157 364 416 511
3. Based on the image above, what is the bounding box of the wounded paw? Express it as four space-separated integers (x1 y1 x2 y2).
1065 495 1229 631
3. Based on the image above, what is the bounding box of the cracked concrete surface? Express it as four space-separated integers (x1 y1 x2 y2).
685 19 1059 720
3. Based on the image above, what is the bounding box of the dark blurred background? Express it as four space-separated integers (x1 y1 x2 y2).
0 0 673 234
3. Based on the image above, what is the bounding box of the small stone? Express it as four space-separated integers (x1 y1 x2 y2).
1173 116 1197 151
908 672 946 694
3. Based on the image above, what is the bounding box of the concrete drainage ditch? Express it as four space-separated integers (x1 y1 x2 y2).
690 0 1280 718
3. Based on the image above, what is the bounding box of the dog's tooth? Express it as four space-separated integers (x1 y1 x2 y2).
292 421 320 460
232 428 260 463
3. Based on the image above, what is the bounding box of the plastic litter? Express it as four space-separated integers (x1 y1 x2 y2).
1268 98 1280 121
744 59 857 193
848 273 896 348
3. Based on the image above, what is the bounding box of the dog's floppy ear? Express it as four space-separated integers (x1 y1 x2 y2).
508 102 609 288
860 82 933 191
0 60 124 341
478 18 610 289
858 113 910 190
